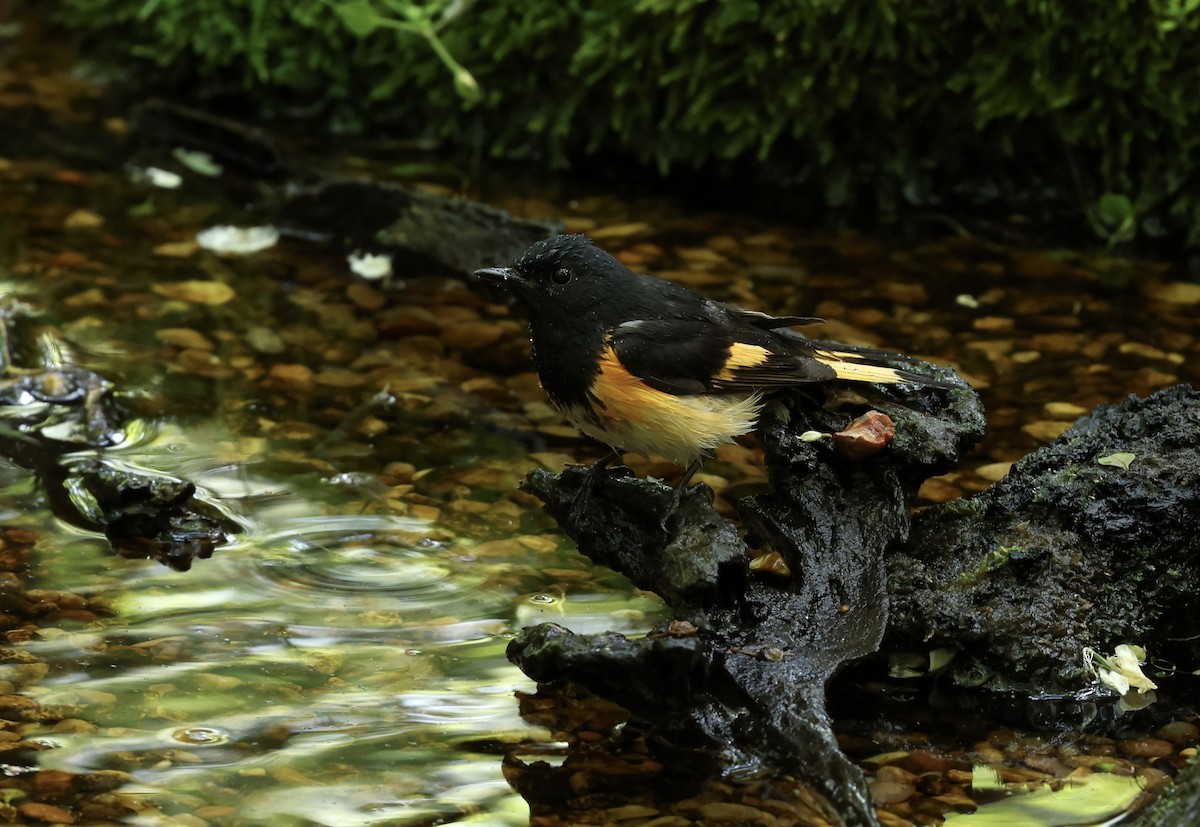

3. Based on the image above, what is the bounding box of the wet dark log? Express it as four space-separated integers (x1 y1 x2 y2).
129 100 561 277
889 383 1200 693
277 179 561 275
510 351 984 827
0 310 237 570
133 99 288 177
60 459 236 572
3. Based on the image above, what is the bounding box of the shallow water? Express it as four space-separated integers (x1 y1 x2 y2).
4 342 663 826
0 151 667 823
2 35 1199 827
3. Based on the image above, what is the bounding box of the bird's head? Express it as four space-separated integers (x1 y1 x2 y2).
474 234 629 320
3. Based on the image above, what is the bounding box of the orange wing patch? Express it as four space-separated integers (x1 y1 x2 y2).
574 346 764 466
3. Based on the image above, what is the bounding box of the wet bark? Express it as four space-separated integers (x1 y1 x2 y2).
131 100 561 277
888 383 1200 693
510 352 984 827
511 369 1199 823
0 305 237 570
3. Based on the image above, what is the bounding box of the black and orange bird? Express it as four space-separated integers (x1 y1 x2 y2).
475 233 952 494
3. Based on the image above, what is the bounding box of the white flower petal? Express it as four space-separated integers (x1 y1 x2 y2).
1098 668 1130 696
348 252 393 280
143 167 183 189
196 225 280 255
1102 644 1158 694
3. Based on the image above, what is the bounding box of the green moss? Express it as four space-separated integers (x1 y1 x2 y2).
52 0 1200 245
955 542 1024 586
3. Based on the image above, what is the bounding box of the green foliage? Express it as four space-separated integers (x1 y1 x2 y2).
54 0 1200 244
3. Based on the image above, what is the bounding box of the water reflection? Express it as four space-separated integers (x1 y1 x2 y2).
11 411 663 824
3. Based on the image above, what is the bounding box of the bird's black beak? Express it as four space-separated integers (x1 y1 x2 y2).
472 266 524 286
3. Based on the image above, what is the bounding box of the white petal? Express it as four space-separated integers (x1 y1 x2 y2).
348 252 393 279
196 225 280 254
1098 668 1130 696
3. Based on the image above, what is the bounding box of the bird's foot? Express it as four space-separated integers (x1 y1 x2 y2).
568 455 616 524
657 459 704 534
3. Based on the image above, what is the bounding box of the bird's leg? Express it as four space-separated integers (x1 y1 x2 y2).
569 451 618 523
661 458 703 531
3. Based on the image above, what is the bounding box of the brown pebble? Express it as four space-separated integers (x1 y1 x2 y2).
1146 281 1200 305
441 320 508 351
696 802 773 823
880 282 928 305
3 528 38 545
63 209 104 229
876 765 919 785
153 240 199 257
1155 721 1199 745
869 779 915 806
155 328 214 351
1021 420 1073 442
446 499 488 514
1119 341 1169 361
270 421 321 441
355 416 389 437
932 789 977 809
19 802 75 824
312 368 365 388
176 348 224 377
346 282 387 311
973 742 1006 763
607 804 659 820
591 222 652 240
907 749 953 772
1043 401 1088 418
917 477 962 504
152 280 236 305
641 817 691 827
408 504 441 522
1119 737 1175 759
51 719 98 734
973 316 1014 331
267 363 314 385
1023 753 1072 775
877 811 917 827
974 461 1012 482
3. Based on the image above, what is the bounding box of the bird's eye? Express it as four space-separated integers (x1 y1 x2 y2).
551 268 572 285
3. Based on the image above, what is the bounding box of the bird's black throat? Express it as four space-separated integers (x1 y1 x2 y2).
527 314 607 411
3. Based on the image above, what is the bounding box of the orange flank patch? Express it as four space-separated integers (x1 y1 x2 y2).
590 347 655 422
717 342 772 381
568 346 764 466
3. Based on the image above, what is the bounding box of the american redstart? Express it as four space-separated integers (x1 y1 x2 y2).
475 233 954 492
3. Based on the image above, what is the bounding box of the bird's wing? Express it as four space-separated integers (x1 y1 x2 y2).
610 318 837 395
